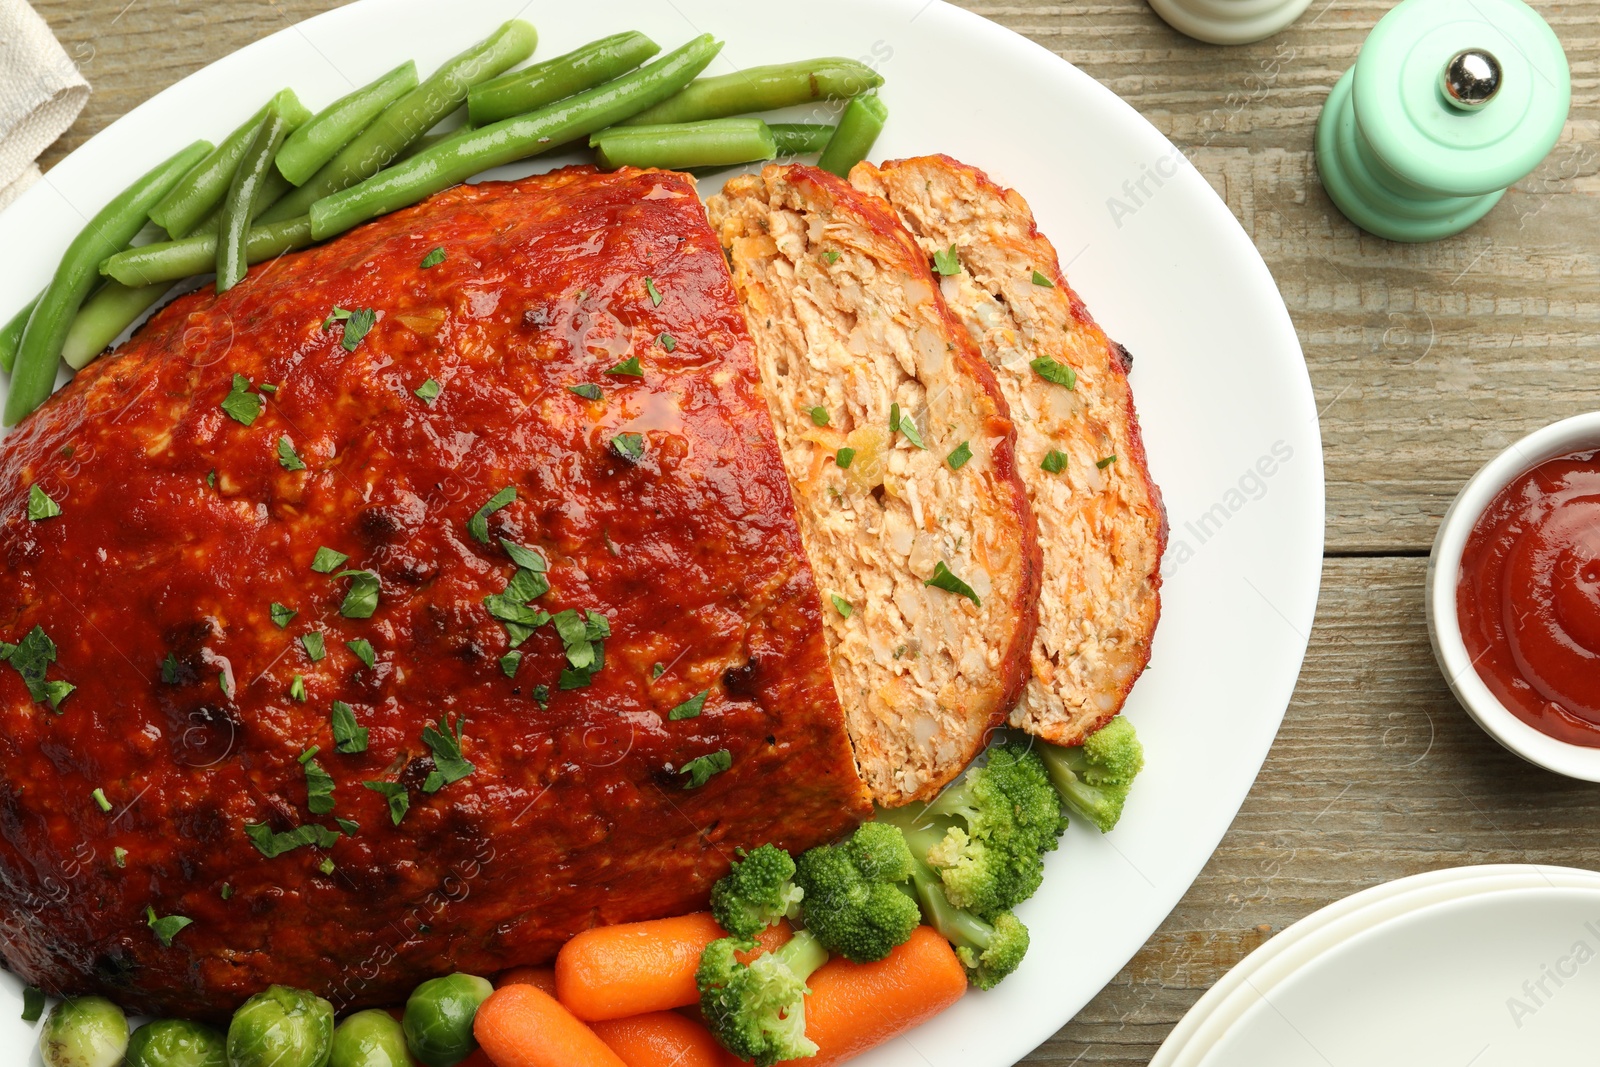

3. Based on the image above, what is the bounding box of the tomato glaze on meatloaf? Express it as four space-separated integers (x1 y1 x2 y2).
0 166 870 1018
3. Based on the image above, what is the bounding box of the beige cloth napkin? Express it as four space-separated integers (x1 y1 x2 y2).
0 0 89 211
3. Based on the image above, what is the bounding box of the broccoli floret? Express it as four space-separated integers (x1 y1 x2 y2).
697 929 830 1066
1038 716 1145 833
712 844 804 940
892 822 1029 990
918 738 1066 918
793 822 921 963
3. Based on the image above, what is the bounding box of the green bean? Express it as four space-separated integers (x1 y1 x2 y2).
817 93 888 178
101 216 313 287
621 57 882 127
61 280 170 369
468 31 661 126
770 122 835 156
591 118 775 171
309 34 722 241
218 104 297 292
5 139 210 426
260 20 537 224
150 91 309 238
0 292 41 374
277 60 419 186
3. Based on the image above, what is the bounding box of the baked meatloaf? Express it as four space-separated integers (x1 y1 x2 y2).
854 156 1166 745
707 165 1040 805
0 167 870 1017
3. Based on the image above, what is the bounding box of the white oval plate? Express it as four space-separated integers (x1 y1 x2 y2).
1194 882 1600 1066
1154 864 1600 1067
0 2 1323 1063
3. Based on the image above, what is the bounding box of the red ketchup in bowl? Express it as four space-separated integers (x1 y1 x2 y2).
1457 450 1600 746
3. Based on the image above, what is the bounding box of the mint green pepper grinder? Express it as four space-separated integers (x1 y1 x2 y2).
1315 0 1570 242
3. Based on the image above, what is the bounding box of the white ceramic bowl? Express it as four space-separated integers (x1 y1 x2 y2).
1426 411 1600 780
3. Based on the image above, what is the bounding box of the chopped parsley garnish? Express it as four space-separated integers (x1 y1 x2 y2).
92 787 111 813
420 247 447 269
244 821 340 858
1031 270 1055 287
21 985 45 1023
947 441 972 470
610 432 645 463
335 817 359 836
809 406 830 426
468 486 516 543
333 307 377 351
346 639 375 670
301 632 326 662
220 883 233 900
658 332 677 352
836 447 855 469
1097 454 1118 469
644 276 663 306
160 652 183 684
26 485 60 521
4 625 64 707
270 602 297 628
605 356 643 377
277 436 306 471
924 561 981 606
932 244 962 276
289 675 307 702
310 546 349 573
414 378 442 403
553 608 610 689
531 684 550 707
337 570 381 619
420 715 475 793
220 374 262 426
568 382 602 400
303 757 336 815
146 907 192 947
830 594 853 618
206 469 216 488
1030 356 1076 389
1041 450 1068 474
318 857 336 875
363 781 410 826
888 403 926 449
331 700 368 754
499 651 522 678
113 846 127 868
652 662 666 679
501 539 548 572
680 749 732 789
668 690 708 721
219 671 232 698
42 680 73 710
823 250 840 264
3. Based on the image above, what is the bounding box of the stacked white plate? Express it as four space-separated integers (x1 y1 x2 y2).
1152 864 1600 1066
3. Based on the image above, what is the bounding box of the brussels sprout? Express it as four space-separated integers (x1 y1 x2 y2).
125 1019 227 1067
402 973 493 1067
331 1010 417 1067
39 996 129 1067
226 985 335 1067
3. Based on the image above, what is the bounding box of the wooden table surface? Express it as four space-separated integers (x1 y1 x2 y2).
28 0 1600 1061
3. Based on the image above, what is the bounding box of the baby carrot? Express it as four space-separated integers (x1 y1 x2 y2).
557 912 726 1021
474 984 627 1067
590 1011 731 1067
804 926 968 1067
496 965 558 997
556 913 793 1023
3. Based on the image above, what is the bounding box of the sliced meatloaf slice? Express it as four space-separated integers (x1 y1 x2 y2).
853 155 1166 746
706 164 1040 806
